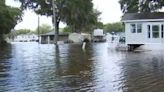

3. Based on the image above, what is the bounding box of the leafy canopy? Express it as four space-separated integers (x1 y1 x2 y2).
0 0 22 34
35 24 52 34
0 0 22 44
104 22 124 33
119 0 164 13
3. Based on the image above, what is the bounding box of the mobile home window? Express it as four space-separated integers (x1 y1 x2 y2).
161 25 164 38
152 25 159 38
50 36 54 40
130 24 136 33
137 24 142 33
147 25 151 38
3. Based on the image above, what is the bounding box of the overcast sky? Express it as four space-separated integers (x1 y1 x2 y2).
6 0 123 30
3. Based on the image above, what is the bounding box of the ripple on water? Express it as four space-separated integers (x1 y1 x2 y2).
1 42 164 91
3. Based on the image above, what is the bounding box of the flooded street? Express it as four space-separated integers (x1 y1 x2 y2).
1 42 164 92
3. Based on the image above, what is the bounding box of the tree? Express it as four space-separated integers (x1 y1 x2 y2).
35 24 52 34
119 0 164 13
15 29 31 35
16 0 99 34
119 0 138 13
0 0 22 44
62 2 100 32
104 22 124 33
63 26 72 33
95 21 104 29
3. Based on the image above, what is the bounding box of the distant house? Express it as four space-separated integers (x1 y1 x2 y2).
40 31 69 44
68 33 91 43
122 12 164 49
92 29 106 42
14 34 38 42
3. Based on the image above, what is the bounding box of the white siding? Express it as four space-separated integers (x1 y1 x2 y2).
126 23 145 44
144 22 164 44
93 29 104 36
125 22 164 45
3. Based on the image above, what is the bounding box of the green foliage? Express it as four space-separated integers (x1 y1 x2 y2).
63 21 103 33
104 22 124 33
119 0 164 13
61 1 100 32
95 22 104 29
15 29 31 35
36 24 52 34
0 1 22 34
63 26 72 33
119 0 138 13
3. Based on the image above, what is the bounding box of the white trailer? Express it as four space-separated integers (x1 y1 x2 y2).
93 29 106 42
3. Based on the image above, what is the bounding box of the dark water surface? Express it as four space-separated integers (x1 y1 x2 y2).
0 42 164 92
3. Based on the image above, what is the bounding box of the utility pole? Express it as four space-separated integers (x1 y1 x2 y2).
38 15 40 43
45 0 58 45
52 0 58 45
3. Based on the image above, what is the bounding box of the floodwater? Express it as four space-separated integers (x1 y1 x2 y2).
1 42 164 92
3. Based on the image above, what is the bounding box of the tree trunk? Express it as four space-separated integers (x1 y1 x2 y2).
54 21 59 45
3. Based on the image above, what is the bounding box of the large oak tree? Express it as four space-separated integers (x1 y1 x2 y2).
0 0 22 44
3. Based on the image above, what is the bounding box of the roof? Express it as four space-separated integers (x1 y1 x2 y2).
122 12 164 22
41 31 69 36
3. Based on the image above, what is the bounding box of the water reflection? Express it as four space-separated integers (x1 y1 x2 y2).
119 50 164 92
0 44 12 92
1 42 164 91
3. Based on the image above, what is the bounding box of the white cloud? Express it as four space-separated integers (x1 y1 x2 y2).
15 10 53 30
5 0 21 7
93 0 123 23
6 0 123 30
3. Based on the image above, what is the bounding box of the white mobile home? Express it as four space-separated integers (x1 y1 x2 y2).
122 12 164 45
14 34 38 42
